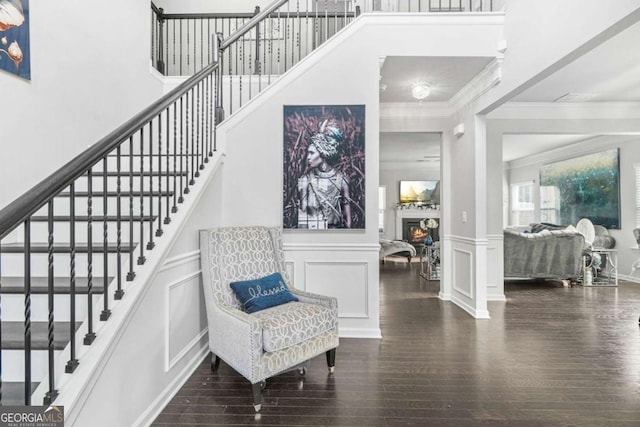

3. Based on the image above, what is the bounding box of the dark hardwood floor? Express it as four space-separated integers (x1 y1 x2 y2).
153 263 640 426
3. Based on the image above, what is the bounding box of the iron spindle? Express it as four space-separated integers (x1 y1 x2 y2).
100 159 111 321
127 136 136 280
165 106 172 223
184 91 192 193
156 116 164 237
193 19 197 75
115 146 124 299
66 184 79 372
172 103 178 213
148 122 155 250
24 219 32 405
84 169 96 345
195 84 201 177
179 96 185 202
200 19 204 72
44 201 58 404
190 88 196 186
180 20 183 75
138 129 146 265
172 20 176 72
255 6 261 78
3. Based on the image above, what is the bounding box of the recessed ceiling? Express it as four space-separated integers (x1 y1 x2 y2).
379 56 494 103
380 132 440 163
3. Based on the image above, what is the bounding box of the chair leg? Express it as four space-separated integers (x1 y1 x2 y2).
251 382 263 412
326 348 336 373
210 354 221 372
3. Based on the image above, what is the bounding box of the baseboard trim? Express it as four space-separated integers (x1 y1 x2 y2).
339 328 382 339
451 295 490 319
134 344 210 427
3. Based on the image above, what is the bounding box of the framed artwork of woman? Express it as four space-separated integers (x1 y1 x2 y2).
283 105 365 230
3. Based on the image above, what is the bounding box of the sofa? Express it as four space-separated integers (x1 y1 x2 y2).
504 226 586 280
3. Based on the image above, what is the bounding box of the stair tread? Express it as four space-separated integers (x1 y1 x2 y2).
1 321 83 350
30 215 157 222
1 242 138 253
0 382 40 405
1 276 108 294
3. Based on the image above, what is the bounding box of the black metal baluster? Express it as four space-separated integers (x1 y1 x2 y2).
84 169 96 345
115 146 124 299
184 91 192 194
179 97 185 202
24 219 32 405
100 159 111 321
66 184 79 373
186 19 190 75
172 102 178 213
207 73 213 158
200 19 204 72
138 129 146 265
127 136 136 281
190 89 196 186
196 83 202 175
172 19 176 73
180 19 183 75
44 201 58 404
156 116 164 237
193 19 197 74
148 122 156 250
165 106 172 222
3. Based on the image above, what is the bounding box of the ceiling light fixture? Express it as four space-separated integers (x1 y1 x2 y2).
411 81 431 101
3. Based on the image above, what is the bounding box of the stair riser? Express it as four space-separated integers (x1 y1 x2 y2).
2 293 98 322
2 350 54 382
1 253 129 277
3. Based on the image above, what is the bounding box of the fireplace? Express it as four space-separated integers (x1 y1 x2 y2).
402 218 439 247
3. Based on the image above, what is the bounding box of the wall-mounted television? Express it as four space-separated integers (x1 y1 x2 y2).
539 148 620 229
399 180 440 205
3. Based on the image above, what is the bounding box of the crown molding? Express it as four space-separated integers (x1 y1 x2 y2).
489 102 640 120
449 58 502 111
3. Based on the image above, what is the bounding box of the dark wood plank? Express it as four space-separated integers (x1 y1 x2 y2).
152 267 640 426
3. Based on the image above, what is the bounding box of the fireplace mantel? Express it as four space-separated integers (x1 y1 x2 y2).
395 208 439 240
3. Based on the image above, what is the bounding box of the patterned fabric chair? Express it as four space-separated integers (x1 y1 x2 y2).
199 226 339 412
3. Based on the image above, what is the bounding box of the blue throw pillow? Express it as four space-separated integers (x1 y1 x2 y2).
230 272 298 314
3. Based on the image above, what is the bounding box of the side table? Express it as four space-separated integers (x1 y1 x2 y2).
420 244 440 280
580 248 618 287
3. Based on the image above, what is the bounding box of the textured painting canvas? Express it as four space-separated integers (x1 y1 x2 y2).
0 0 30 80
283 105 365 230
539 148 620 229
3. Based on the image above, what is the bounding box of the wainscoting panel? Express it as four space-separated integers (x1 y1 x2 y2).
305 261 369 318
453 248 473 299
487 234 506 301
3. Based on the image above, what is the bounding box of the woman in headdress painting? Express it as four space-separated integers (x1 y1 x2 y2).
297 120 352 229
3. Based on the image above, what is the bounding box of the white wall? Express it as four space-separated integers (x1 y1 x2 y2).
0 0 163 209
505 134 640 283
480 0 640 113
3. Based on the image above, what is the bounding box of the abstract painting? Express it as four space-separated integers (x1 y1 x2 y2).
539 148 620 229
0 0 30 80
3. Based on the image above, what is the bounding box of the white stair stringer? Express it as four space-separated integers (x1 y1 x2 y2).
29 151 224 426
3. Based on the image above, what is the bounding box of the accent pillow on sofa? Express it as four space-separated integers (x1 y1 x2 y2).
230 272 298 314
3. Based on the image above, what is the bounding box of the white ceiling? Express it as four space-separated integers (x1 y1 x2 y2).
380 132 440 163
379 20 640 164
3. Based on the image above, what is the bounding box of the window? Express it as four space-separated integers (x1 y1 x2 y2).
540 185 560 224
510 181 534 226
378 186 386 233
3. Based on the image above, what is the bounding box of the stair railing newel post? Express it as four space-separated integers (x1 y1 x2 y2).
115 146 124 300
66 183 79 373
100 159 111 322
44 200 58 404
24 219 32 405
84 169 96 346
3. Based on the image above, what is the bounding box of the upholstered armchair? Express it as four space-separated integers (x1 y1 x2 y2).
199 226 339 412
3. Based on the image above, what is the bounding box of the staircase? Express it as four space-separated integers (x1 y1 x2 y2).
0 0 497 420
